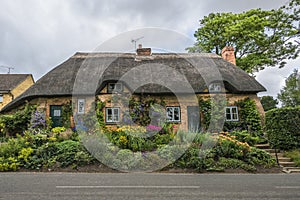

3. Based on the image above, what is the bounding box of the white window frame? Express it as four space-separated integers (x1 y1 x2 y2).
0 95 3 103
106 107 120 123
225 106 239 121
209 82 222 92
107 83 123 93
166 106 181 122
77 99 85 114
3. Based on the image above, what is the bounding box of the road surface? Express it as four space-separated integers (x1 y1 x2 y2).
0 173 300 199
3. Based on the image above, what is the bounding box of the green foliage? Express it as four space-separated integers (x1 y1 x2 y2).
0 129 94 171
245 147 276 167
106 127 173 152
0 103 35 136
277 69 300 107
127 96 166 126
198 96 226 132
284 150 300 167
0 157 20 171
51 127 66 134
231 98 262 133
95 97 106 128
260 96 278 111
265 106 300 150
216 157 256 172
199 97 262 134
61 101 73 128
188 7 299 73
228 130 259 146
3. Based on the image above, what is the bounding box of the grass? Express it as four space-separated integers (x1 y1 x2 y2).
284 150 300 167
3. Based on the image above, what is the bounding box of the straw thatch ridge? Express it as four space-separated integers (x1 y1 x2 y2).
0 52 266 112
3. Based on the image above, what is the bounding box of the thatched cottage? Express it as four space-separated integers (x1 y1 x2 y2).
0 47 266 130
0 74 34 111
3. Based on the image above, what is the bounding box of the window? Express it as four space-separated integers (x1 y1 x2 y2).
77 99 85 114
107 83 123 93
106 107 120 123
166 107 181 122
209 83 222 92
225 106 239 121
0 95 3 103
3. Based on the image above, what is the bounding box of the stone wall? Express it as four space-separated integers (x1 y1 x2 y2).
0 93 13 110
0 75 34 111
11 75 34 99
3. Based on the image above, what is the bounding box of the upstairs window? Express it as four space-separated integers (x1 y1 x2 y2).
0 95 3 103
209 83 222 93
166 106 181 122
107 83 123 93
106 107 120 123
225 106 239 121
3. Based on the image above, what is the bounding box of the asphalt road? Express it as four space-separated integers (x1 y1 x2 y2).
0 173 300 200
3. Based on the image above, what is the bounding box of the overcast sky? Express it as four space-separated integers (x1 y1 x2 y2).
0 0 299 100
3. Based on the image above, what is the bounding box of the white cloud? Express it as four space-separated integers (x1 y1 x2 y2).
0 0 298 98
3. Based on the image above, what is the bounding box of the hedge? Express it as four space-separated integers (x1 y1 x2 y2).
265 106 300 150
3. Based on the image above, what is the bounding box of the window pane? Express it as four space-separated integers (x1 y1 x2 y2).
166 107 180 122
226 108 231 114
232 113 238 120
107 115 112 122
225 106 239 121
0 95 3 103
115 83 122 91
113 108 119 115
174 107 180 121
232 107 237 114
226 113 231 120
108 83 115 93
54 110 61 117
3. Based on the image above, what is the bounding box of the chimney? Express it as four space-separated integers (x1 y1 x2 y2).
136 44 151 56
221 46 236 65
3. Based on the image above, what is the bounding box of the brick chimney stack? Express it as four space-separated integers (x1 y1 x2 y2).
136 44 151 56
221 46 236 65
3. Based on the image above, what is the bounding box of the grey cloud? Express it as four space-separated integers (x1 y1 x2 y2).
0 0 297 99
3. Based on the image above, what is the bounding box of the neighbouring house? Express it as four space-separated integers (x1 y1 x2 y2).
0 46 266 130
0 74 34 111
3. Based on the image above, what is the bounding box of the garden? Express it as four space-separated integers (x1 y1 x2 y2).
0 97 280 172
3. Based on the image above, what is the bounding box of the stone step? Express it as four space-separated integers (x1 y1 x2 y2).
270 153 284 157
277 157 291 162
264 149 280 153
282 167 300 173
254 144 270 149
283 167 300 171
279 161 296 167
289 169 300 173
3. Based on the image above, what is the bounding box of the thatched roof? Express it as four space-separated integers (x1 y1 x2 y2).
0 52 266 112
0 74 33 93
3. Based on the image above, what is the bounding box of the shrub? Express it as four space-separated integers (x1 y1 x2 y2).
228 130 259 146
265 106 300 150
245 147 276 167
0 104 35 137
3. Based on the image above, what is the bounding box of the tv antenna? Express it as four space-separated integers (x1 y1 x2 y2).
0 65 14 74
131 36 144 50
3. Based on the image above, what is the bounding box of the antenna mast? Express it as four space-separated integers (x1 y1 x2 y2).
131 36 144 50
0 65 14 74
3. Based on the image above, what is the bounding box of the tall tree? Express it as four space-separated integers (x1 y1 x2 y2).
188 1 299 73
260 96 278 111
277 69 300 107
